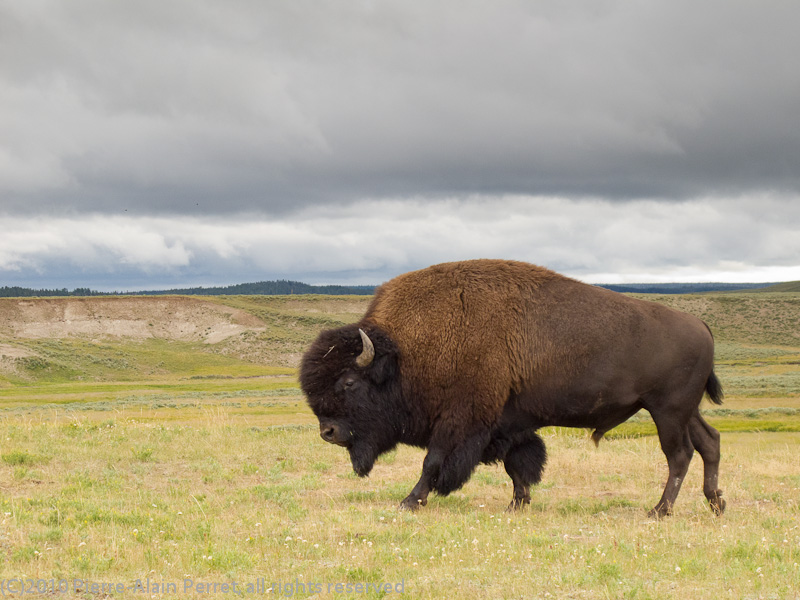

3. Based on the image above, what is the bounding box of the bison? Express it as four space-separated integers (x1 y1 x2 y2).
300 259 725 517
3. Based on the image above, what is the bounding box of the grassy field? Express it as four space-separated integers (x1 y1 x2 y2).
1 292 799 598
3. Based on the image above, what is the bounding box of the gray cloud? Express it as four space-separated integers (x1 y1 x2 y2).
2 196 799 290
2 0 800 216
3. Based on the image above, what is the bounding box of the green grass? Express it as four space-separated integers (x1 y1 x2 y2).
0 338 289 387
601 415 800 438
2 449 50 466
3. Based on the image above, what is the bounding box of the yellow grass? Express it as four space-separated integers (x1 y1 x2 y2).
1 411 799 599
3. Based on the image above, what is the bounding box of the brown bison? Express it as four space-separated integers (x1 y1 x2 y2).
300 259 725 516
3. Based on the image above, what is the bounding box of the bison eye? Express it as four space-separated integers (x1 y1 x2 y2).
344 379 355 388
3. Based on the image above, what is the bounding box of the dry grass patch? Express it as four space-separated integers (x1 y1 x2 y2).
1 414 799 599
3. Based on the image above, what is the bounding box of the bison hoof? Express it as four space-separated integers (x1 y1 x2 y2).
399 496 427 511
647 504 672 519
709 492 726 516
506 498 531 512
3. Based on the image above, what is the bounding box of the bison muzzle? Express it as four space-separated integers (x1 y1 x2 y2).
300 259 725 517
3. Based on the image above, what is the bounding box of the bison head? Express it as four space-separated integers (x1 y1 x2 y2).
300 324 404 477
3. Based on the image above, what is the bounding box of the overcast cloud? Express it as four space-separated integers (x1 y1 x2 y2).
2 0 799 289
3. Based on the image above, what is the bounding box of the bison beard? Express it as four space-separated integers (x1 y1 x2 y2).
349 443 381 478
300 259 725 516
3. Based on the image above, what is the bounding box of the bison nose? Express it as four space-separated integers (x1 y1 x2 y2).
320 423 340 444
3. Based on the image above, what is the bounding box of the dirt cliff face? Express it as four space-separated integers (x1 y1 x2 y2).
0 296 265 343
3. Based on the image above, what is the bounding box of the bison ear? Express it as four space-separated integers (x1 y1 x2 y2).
367 347 397 386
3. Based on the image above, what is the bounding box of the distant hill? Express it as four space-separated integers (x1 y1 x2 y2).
1 280 789 298
594 282 776 294
747 280 800 293
133 280 376 296
0 280 375 298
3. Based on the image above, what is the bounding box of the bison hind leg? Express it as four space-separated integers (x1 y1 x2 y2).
689 409 725 515
504 432 547 511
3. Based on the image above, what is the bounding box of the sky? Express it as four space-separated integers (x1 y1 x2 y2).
2 0 800 291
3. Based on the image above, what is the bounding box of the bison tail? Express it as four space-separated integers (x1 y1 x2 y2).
705 370 724 405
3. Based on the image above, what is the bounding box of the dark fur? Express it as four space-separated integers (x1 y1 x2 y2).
300 259 725 515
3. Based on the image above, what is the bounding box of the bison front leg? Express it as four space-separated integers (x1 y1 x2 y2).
399 448 444 510
399 429 489 511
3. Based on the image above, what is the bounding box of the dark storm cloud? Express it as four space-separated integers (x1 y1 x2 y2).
2 0 799 215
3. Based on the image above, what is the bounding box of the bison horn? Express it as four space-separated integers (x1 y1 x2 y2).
356 328 375 368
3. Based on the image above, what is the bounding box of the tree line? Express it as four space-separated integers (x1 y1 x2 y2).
0 280 376 298
0 280 779 298
0 286 105 297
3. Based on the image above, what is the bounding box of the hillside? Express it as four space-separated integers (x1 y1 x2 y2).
632 292 800 347
5 291 796 357
754 280 800 293
0 292 798 405
0 295 371 386
0 296 264 343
